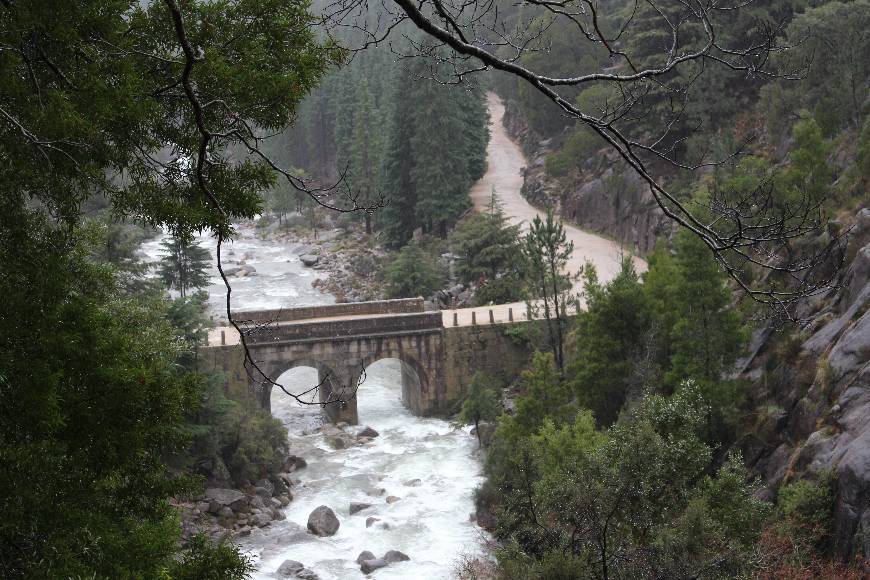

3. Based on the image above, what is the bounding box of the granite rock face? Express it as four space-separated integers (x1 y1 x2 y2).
741 210 870 559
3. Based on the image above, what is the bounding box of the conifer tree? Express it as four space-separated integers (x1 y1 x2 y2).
158 236 211 298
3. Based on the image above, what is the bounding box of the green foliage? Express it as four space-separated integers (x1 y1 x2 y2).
450 196 526 304
491 384 769 578
223 413 289 486
776 474 836 553
781 1 870 134
459 372 502 446
384 240 447 298
165 534 254 580
523 210 575 370
657 230 748 444
545 127 601 177
182 374 288 488
0 0 340 236
778 114 833 206
0 0 338 572
166 291 211 370
569 257 653 426
0 204 200 578
503 352 574 441
158 236 212 298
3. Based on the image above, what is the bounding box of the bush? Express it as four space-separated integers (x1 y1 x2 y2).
545 128 601 177
776 475 836 552
385 241 446 298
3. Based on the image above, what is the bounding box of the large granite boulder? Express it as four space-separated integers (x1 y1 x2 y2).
307 505 340 536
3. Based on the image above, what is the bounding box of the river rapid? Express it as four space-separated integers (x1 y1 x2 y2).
140 224 490 579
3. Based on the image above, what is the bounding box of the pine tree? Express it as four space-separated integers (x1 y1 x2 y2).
459 372 502 446
523 210 575 371
158 236 211 298
450 192 526 304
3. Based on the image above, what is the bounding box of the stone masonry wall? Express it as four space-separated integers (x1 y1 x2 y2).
442 322 538 412
236 297 424 324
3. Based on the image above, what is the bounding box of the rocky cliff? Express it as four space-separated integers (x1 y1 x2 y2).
740 208 870 559
502 100 671 254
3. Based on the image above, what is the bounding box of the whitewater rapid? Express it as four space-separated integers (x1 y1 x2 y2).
247 363 489 578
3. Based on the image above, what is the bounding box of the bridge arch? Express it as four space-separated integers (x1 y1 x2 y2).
257 358 342 416
356 355 426 416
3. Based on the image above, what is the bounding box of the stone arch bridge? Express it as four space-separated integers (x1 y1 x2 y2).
203 298 535 423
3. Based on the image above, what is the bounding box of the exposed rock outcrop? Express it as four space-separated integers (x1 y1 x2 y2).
349 502 372 515
740 209 870 559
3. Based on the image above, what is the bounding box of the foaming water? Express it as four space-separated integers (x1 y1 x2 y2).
245 361 489 579
138 223 333 319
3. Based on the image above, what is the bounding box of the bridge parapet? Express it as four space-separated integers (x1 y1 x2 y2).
246 311 443 344
233 297 424 325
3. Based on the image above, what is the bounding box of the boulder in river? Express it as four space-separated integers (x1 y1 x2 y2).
276 559 304 576
386 495 401 504
285 455 307 472
360 558 388 574
349 502 372 515
365 517 379 528
307 505 340 536
300 254 319 267
383 550 411 563
358 426 379 439
325 435 351 450
403 478 422 487
355 551 375 565
276 559 320 579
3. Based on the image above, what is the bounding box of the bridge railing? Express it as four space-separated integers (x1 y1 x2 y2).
231 297 425 325
245 311 442 344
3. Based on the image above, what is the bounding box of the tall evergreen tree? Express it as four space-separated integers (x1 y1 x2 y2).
523 210 575 371
157 236 211 298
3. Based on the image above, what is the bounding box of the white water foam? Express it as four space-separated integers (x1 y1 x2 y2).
245 361 489 579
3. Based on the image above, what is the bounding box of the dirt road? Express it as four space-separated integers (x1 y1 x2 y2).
469 92 646 290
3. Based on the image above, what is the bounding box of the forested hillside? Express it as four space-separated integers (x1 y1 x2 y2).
266 38 489 245
453 0 870 577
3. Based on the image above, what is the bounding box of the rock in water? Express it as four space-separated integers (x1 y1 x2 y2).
355 551 375 565
403 478 422 487
383 550 411 563
307 505 340 536
349 502 372 515
360 558 388 574
276 560 304 576
300 254 319 267
358 426 379 438
365 517 380 528
386 495 401 504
